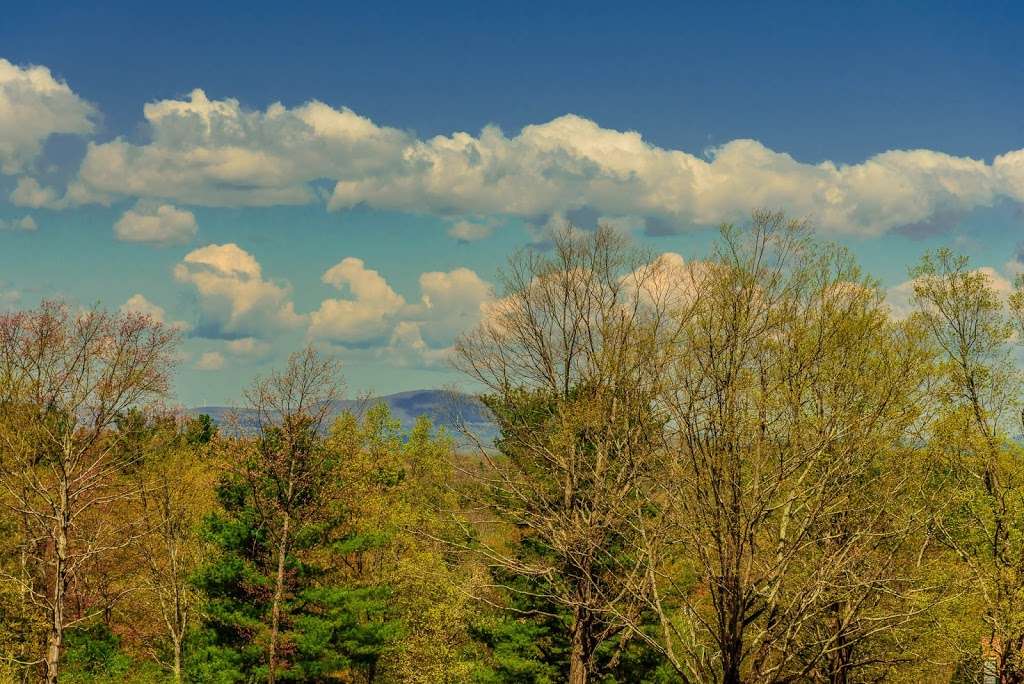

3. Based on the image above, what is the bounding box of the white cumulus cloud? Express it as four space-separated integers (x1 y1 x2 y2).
225 336 273 359
114 201 197 245
174 243 304 339
406 267 492 348
120 293 191 331
326 115 1018 236
308 257 492 365
120 293 168 322
308 257 407 345
380 320 453 368
0 59 96 174
16 82 1024 236
68 88 409 207
9 176 63 209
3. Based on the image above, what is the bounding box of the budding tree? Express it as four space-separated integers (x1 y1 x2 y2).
454 224 677 684
913 249 1024 682
0 300 177 683
232 347 344 684
646 212 936 683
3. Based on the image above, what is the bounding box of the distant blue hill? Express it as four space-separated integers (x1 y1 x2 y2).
190 389 498 446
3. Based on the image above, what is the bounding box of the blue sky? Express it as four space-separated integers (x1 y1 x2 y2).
2 1 1023 406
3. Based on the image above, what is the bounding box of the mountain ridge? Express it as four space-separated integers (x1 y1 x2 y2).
189 388 497 443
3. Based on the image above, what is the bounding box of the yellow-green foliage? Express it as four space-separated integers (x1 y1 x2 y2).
328 406 479 682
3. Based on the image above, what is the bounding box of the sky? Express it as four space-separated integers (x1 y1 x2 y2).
2 1 1024 406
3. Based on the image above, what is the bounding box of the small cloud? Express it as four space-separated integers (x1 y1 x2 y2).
120 293 191 331
447 219 493 242
380 320 451 368
225 336 272 359
114 201 197 245
121 293 167 322
0 215 37 231
195 351 225 371
10 177 64 209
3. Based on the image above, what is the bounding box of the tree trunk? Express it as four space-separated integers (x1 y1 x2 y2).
722 657 742 684
569 608 593 684
721 572 743 684
172 635 182 684
45 619 62 684
569 638 590 684
827 651 850 684
268 509 291 684
720 613 743 684
45 483 70 684
824 610 852 684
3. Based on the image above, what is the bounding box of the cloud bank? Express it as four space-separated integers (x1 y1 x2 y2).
4 58 1024 238
32 87 1024 237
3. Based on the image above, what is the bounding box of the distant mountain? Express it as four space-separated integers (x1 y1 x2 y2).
190 389 498 445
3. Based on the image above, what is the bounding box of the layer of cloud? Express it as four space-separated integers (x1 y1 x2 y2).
174 243 304 339
114 201 197 244
169 241 493 365
327 116 1024 236
5 61 1024 238
0 59 95 174
46 87 1024 236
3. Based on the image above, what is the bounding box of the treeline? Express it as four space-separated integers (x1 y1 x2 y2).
3 211 1024 683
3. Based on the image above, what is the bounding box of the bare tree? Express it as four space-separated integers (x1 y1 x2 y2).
0 300 177 683
453 224 677 684
646 212 936 683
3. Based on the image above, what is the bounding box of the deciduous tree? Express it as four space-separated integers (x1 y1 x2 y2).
0 300 177 683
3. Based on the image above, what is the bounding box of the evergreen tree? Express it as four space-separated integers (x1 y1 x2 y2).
192 439 399 683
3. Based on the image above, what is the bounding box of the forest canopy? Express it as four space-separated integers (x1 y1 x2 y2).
3 211 1024 683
